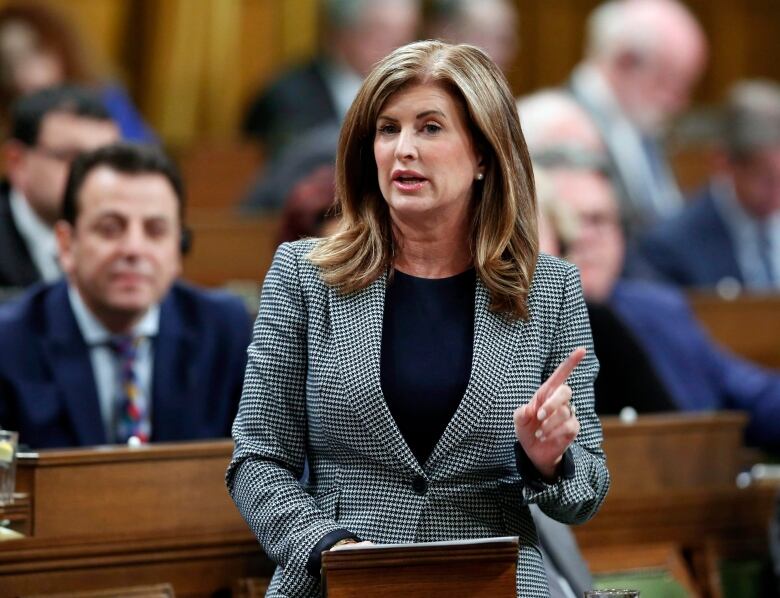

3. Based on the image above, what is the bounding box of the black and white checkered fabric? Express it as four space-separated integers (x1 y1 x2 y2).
227 239 609 598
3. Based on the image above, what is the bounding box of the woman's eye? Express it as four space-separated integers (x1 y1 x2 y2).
377 124 398 135
423 123 441 134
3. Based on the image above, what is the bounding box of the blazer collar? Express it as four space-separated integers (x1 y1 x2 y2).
331 273 530 476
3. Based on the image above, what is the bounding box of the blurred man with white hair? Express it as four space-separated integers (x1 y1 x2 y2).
570 0 708 237
641 80 780 291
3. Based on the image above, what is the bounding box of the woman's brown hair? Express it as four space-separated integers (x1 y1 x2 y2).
309 40 538 320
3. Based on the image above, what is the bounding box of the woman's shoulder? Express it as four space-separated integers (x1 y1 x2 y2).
532 252 578 289
272 238 327 287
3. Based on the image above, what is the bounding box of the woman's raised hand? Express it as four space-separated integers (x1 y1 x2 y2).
513 347 586 480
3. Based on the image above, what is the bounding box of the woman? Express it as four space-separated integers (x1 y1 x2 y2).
228 40 609 598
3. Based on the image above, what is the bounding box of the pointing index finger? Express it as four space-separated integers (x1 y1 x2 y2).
539 347 586 400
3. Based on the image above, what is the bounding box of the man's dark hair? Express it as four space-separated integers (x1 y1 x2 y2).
10 85 112 146
62 143 186 228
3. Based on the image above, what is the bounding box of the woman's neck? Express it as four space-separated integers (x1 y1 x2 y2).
392 215 472 279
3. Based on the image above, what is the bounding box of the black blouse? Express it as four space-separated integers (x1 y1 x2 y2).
380 268 476 465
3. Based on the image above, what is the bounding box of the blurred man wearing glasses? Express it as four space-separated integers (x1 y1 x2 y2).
0 85 119 293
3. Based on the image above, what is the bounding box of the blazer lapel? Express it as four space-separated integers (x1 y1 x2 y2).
330 273 422 475
42 283 106 446
151 293 198 440
425 278 531 471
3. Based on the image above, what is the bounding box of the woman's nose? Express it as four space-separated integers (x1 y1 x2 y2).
394 129 417 161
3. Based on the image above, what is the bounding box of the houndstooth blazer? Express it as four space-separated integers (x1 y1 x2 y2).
227 239 610 598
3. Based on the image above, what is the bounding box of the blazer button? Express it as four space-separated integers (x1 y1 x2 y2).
412 475 428 495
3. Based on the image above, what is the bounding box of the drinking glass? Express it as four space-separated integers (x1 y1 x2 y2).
0 430 18 506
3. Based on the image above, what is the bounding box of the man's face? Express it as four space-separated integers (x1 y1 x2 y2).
612 39 705 134
7 111 119 225
56 167 182 332
729 146 780 219
554 170 625 303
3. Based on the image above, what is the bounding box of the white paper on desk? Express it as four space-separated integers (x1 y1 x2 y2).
345 536 519 551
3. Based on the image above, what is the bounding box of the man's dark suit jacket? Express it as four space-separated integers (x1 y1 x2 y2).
640 184 743 288
0 280 251 449
241 58 339 157
0 181 41 289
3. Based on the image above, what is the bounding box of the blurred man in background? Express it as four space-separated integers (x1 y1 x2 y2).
0 85 119 294
641 79 780 292
242 0 420 159
0 144 250 449
569 0 708 237
427 0 519 73
549 160 780 449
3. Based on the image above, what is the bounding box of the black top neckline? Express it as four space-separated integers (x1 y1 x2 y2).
393 267 476 283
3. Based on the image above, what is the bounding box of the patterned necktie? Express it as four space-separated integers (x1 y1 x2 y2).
108 335 150 444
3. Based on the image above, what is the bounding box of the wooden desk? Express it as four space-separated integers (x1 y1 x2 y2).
578 412 776 596
690 293 780 369
0 442 271 598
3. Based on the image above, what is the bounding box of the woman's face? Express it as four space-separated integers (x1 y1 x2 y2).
373 82 483 225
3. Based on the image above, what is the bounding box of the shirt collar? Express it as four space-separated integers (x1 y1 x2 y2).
8 187 57 254
67 284 161 346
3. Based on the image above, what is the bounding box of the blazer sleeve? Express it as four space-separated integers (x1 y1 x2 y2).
522 264 610 524
226 242 343 595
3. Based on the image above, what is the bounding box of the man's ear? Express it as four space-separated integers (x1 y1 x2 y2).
54 220 75 276
3 140 28 190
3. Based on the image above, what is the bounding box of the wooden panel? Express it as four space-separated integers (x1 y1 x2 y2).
601 412 748 497
0 442 274 597
18 441 246 539
182 210 279 287
22 582 175 598
689 293 780 369
177 143 262 209
0 532 269 598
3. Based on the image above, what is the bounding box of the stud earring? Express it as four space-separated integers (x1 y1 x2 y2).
475 172 484 181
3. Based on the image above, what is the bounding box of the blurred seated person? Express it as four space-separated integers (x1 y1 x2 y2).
0 85 119 293
518 87 655 279
537 164 676 417
241 0 420 159
241 122 339 212
278 163 338 244
0 2 155 142
547 156 780 449
569 0 707 237
641 80 780 292
427 0 519 74
0 143 251 449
